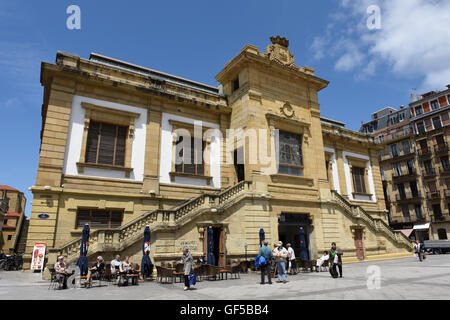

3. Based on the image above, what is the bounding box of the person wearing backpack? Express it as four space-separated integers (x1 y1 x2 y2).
257 241 273 285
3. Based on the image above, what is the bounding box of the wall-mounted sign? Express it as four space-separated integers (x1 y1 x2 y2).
38 214 49 219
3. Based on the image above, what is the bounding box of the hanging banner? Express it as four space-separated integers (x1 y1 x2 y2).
30 242 47 271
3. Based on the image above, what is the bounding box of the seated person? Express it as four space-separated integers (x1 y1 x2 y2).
54 256 69 289
120 256 133 273
197 254 206 265
315 251 329 272
86 256 105 287
110 254 122 280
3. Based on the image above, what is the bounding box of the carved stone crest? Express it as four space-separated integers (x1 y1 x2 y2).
280 102 295 118
266 36 295 66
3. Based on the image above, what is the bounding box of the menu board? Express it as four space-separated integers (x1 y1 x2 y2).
30 242 47 271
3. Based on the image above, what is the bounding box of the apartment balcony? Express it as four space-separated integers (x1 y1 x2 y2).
444 189 450 198
426 191 441 200
417 147 432 158
395 191 422 202
434 142 449 155
439 164 450 175
430 214 450 223
380 149 415 162
422 168 436 178
392 169 417 181
374 128 412 144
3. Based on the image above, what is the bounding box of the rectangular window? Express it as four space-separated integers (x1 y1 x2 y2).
414 204 423 220
175 136 205 175
432 116 442 129
431 100 439 110
352 167 366 193
85 121 127 166
402 141 410 154
389 143 399 157
418 139 428 152
415 106 423 116
441 156 450 170
416 122 425 134
406 160 414 174
402 205 410 221
410 181 419 197
424 160 433 175
394 162 403 176
232 78 239 92
76 209 123 229
278 131 303 176
397 183 406 199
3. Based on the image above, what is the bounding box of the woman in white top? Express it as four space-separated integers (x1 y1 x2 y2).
315 251 329 272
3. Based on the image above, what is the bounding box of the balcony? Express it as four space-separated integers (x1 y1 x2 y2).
430 214 450 222
380 148 415 162
395 191 422 202
434 142 449 154
374 127 412 144
439 164 450 175
426 191 441 200
418 148 432 158
422 167 436 178
392 169 417 180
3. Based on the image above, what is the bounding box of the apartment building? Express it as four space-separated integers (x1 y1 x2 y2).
361 86 450 241
0 185 27 253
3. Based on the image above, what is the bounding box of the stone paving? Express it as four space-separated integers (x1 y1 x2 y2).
0 254 449 300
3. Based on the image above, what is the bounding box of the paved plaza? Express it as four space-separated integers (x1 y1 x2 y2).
0 255 449 300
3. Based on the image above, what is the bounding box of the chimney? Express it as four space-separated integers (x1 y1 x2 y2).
400 105 404 109
411 93 417 102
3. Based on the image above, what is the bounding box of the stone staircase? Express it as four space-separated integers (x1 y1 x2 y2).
331 190 413 250
58 181 252 263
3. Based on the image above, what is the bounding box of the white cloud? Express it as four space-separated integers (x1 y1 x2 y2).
311 0 450 91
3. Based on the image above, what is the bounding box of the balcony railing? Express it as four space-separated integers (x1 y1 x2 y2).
418 148 432 157
440 164 450 174
393 169 417 179
395 191 422 201
426 191 441 199
374 127 412 144
422 168 436 177
380 149 415 161
434 142 449 154
430 214 449 222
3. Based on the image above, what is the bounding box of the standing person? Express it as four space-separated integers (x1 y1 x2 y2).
273 241 289 283
330 242 343 278
257 240 273 285
54 256 69 289
286 243 296 275
180 246 194 291
414 241 424 262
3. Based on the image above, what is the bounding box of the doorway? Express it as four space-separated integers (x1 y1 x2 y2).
354 228 364 261
278 214 311 260
203 226 226 267
233 148 245 182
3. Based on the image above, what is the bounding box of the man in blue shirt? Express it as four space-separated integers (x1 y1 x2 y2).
257 241 273 285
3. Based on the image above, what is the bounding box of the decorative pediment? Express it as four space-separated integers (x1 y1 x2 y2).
266 36 295 67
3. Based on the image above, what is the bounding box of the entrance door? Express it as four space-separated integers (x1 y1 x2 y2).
354 229 364 261
203 226 226 266
234 149 245 182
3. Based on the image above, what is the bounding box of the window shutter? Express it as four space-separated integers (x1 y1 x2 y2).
115 126 127 166
85 122 100 163
97 123 116 165
110 211 123 229
76 209 90 228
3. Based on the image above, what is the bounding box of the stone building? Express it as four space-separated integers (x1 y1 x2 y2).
24 37 412 271
360 86 450 241
0 185 26 253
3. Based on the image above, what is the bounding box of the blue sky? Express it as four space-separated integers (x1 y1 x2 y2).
1 0 449 216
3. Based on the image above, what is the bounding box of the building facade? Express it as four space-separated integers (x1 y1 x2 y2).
361 86 450 241
0 185 26 253
24 37 412 271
